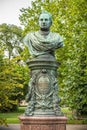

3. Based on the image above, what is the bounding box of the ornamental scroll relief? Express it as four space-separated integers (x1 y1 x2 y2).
25 68 63 116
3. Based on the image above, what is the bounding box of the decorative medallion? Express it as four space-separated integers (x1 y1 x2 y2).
37 73 50 95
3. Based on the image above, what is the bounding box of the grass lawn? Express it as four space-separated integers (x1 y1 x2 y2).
62 107 87 124
0 107 87 124
0 107 25 124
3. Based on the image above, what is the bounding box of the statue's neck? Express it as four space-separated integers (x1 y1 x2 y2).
39 29 50 35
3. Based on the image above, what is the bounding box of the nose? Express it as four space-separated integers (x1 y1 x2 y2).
42 20 45 23
42 20 46 24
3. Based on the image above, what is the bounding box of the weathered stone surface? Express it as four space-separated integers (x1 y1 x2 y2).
19 116 67 130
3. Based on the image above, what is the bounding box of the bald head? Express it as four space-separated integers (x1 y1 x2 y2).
39 11 52 30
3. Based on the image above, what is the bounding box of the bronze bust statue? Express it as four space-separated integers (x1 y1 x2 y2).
23 11 63 58
23 11 64 116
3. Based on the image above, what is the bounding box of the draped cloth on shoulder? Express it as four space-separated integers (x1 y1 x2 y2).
23 31 64 57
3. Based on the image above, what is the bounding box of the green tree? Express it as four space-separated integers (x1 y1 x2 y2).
0 24 29 112
0 24 23 59
19 0 87 116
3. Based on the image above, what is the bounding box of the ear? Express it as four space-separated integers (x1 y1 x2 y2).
50 20 52 26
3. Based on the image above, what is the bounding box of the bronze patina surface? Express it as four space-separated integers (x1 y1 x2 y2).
23 11 64 116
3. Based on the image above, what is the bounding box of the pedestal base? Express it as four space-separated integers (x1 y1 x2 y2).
19 116 67 130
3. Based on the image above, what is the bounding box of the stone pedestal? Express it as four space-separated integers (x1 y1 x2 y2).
19 116 67 130
19 55 67 130
25 56 63 116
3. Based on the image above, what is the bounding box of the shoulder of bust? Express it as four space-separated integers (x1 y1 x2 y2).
25 32 37 39
50 32 61 37
26 31 36 35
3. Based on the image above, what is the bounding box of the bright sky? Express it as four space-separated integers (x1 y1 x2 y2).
0 0 34 27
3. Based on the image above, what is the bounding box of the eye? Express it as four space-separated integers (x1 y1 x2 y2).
45 19 48 21
40 19 43 21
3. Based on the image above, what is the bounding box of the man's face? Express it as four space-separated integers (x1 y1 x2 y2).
39 13 52 30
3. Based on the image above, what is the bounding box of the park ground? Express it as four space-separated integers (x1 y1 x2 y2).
0 107 87 130
0 107 87 124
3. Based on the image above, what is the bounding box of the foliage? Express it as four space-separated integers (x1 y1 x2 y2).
19 0 87 115
0 24 23 59
0 24 29 112
0 118 8 126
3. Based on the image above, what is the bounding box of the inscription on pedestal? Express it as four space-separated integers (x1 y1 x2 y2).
37 74 50 95
41 125 55 130
32 125 41 130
